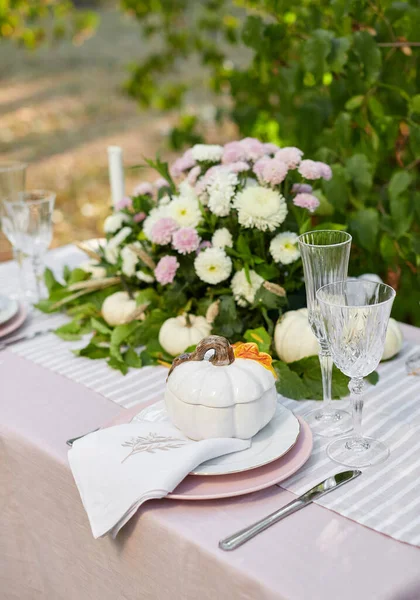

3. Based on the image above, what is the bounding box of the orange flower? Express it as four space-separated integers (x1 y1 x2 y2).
232 342 277 378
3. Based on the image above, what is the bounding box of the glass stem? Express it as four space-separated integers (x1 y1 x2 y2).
31 254 44 303
13 247 26 298
348 377 368 449
319 341 333 415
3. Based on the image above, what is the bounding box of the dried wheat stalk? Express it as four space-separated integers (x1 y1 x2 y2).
127 244 156 270
75 241 102 261
263 281 286 297
68 277 121 292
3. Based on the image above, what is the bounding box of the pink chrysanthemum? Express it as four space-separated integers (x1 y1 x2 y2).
187 165 201 185
155 177 170 189
253 156 271 179
133 212 146 223
293 193 320 213
292 183 313 194
170 149 196 177
133 182 153 196
298 160 323 180
196 240 212 254
150 217 179 245
228 161 250 173
172 227 201 255
222 141 247 164
261 158 288 185
275 147 303 169
154 255 179 285
318 162 332 181
115 196 132 210
263 142 280 155
240 137 266 161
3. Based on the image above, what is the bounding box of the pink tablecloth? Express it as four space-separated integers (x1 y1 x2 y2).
2 346 420 600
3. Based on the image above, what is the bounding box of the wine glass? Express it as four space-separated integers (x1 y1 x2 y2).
0 161 27 298
298 230 353 437
3 191 55 303
317 280 396 468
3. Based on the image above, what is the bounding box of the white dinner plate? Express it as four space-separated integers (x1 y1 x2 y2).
0 295 18 326
132 400 301 476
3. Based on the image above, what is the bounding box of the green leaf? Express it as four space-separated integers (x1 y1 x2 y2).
67 303 99 319
111 322 141 347
107 355 129 375
388 171 413 203
136 288 160 308
303 29 333 81
379 234 397 264
352 31 382 83
410 94 420 114
124 347 142 368
345 95 364 111
323 164 349 212
243 327 271 353
345 154 373 194
254 263 279 280
328 36 351 73
273 360 310 400
74 343 110 360
44 268 64 294
253 285 286 311
366 371 379 386
67 268 89 286
349 208 379 252
55 318 91 341
91 317 112 336
213 295 242 340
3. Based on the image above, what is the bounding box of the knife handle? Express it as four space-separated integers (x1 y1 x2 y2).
219 498 307 551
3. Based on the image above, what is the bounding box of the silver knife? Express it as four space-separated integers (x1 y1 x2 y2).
0 328 55 351
219 470 361 551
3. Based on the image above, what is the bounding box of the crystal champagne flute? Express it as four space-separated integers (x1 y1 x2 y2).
3 191 55 304
317 280 396 467
298 230 353 437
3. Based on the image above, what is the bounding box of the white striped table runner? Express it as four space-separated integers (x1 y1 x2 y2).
1 247 420 547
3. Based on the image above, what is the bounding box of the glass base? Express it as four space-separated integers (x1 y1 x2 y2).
327 435 390 468
304 407 352 438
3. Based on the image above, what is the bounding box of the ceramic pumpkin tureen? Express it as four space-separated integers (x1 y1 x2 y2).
165 335 278 440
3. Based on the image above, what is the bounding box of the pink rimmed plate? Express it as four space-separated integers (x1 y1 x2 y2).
0 303 28 338
105 399 313 501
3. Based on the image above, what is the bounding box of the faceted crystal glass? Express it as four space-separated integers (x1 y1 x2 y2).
317 280 396 468
3 191 55 303
298 230 352 437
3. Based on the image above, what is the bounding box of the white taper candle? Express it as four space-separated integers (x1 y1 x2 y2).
107 146 125 208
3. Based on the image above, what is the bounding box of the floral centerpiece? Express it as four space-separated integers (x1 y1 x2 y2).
41 138 377 398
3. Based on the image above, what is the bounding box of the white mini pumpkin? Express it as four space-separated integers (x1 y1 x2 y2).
102 291 137 326
79 260 107 280
382 318 403 360
165 336 277 440
274 308 319 363
159 314 211 356
275 308 403 363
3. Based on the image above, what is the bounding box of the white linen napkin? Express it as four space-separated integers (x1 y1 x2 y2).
68 422 250 538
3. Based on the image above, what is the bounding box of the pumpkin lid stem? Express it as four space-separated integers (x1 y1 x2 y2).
167 335 234 378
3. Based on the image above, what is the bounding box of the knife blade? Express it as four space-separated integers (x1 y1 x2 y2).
219 470 361 551
0 328 55 351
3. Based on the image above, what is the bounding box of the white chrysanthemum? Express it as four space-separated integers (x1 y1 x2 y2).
269 232 300 265
79 260 106 279
231 269 264 306
158 195 171 206
207 170 238 217
191 144 224 163
194 247 232 285
104 226 132 264
233 186 287 232
167 195 202 228
143 205 170 239
121 242 141 277
178 180 199 202
104 212 130 234
136 270 154 283
212 228 233 248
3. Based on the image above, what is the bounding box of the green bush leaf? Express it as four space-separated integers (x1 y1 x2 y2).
74 343 110 360
388 171 413 203
124 347 142 368
350 208 379 252
274 360 310 400
345 95 364 111
352 31 382 83
345 154 373 194
91 317 112 336
303 29 333 80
